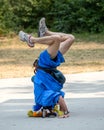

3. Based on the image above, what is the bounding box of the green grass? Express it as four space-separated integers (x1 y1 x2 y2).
74 32 104 43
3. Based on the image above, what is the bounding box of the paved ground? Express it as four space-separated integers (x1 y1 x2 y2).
0 71 104 130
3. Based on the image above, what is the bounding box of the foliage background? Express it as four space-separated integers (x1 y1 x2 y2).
0 0 104 35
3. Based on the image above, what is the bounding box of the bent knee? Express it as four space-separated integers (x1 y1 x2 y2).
68 34 75 42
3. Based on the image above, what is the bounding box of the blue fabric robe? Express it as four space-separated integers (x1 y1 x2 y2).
32 50 65 110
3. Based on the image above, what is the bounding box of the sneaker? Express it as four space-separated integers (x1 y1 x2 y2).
38 17 48 37
19 31 34 47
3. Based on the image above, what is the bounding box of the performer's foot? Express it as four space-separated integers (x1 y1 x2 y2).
38 17 48 37
19 31 34 47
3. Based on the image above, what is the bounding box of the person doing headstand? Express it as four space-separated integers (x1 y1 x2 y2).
19 18 75 118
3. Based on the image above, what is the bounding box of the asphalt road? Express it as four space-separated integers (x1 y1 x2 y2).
0 71 104 130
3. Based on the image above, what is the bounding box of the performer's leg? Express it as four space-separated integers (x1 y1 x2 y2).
39 17 75 55
19 31 61 59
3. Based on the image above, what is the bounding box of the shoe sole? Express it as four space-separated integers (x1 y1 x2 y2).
19 31 26 42
19 31 34 47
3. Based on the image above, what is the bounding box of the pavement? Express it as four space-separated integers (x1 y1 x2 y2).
0 71 104 130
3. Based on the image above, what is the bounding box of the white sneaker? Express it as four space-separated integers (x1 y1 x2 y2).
38 17 48 37
19 31 34 47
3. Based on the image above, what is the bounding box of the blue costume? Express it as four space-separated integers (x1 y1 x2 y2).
32 50 65 111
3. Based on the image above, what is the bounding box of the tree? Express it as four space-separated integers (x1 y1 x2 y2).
0 0 104 34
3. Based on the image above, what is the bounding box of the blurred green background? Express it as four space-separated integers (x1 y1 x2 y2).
0 0 104 35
